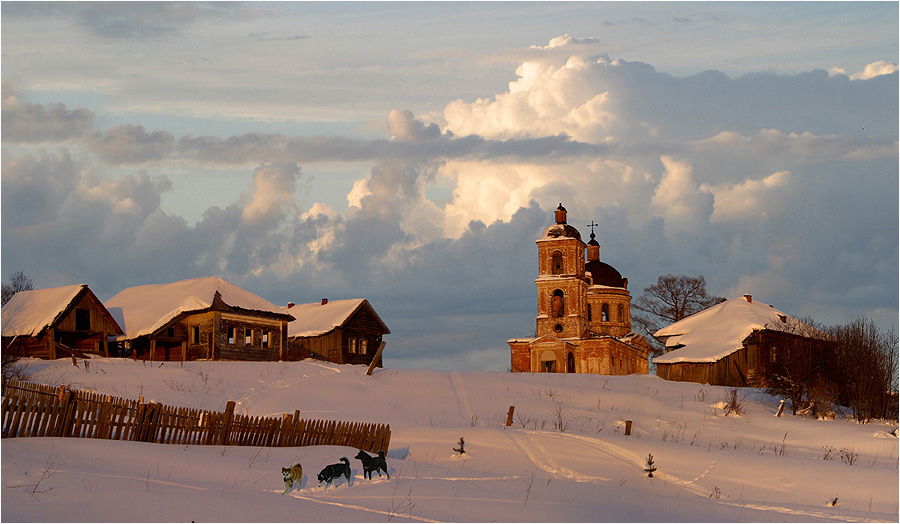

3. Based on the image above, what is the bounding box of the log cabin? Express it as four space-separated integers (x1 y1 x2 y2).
653 294 826 387
104 276 294 361
282 298 390 367
2 284 123 359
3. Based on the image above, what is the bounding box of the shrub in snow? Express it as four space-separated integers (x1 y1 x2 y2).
644 454 657 477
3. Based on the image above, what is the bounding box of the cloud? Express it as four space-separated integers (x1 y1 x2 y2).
386 109 443 142
705 170 790 223
1 83 94 143
850 60 898 80
3 2 253 40
89 124 175 164
650 156 714 234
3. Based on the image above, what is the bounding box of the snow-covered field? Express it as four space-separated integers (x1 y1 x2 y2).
3 358 898 522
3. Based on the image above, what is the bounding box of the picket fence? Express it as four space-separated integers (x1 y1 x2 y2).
1 379 390 452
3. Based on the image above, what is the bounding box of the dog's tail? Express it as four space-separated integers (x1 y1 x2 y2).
340 457 349 465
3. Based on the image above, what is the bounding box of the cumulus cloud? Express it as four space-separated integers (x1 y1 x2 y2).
850 60 899 80
705 170 790 223
1 83 94 143
650 156 714 234
386 109 443 142
89 124 175 164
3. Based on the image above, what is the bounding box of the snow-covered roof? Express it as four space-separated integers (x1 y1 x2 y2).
282 298 389 338
653 295 803 364
105 276 290 340
2 284 88 337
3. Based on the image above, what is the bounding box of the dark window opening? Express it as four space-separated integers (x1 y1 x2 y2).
552 289 565 317
75 308 90 331
262 332 269 348
228 326 236 345
245 328 252 346
551 251 564 275
167 327 175 338
601 303 609 322
192 326 200 344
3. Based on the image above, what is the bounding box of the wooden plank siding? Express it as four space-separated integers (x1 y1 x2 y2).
2 286 122 360
655 329 827 388
287 302 388 367
124 310 291 362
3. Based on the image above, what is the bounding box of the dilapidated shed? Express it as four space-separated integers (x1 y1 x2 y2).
283 298 389 367
2 284 123 359
653 294 824 387
105 276 294 361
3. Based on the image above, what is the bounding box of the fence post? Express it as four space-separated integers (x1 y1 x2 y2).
218 401 235 446
57 387 74 438
506 406 515 426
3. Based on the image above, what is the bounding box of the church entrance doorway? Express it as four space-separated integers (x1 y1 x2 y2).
567 352 575 373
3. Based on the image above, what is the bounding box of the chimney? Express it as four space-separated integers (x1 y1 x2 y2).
743 294 752 303
321 298 328 305
287 302 295 309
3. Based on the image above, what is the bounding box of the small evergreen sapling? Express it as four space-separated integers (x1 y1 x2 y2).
644 454 657 477
453 437 466 454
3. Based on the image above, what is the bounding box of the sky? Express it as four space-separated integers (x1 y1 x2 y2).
1 1 898 371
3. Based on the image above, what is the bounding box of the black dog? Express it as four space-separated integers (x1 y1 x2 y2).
355 450 390 480
317 457 351 490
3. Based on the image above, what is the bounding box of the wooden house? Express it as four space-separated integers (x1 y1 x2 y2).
283 298 390 367
2 284 123 359
104 276 294 361
653 294 825 387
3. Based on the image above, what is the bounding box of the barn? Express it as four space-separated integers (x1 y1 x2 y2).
283 298 390 367
105 276 294 361
2 284 123 359
653 294 824 387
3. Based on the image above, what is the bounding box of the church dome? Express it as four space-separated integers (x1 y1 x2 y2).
540 223 582 241
586 259 626 288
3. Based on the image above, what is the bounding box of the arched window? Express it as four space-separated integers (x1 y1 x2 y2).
551 251 564 275
601 303 609 322
552 290 565 317
618 304 624 323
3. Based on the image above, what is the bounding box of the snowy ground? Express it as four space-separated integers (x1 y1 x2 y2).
2 358 898 522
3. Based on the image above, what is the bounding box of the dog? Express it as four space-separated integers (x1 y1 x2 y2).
281 462 303 495
317 457 352 490
355 450 390 480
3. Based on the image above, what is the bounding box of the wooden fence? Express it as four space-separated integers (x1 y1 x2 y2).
1 379 390 452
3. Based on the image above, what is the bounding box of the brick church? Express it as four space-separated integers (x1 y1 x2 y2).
508 204 651 375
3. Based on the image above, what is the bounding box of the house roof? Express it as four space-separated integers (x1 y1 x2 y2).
282 298 390 338
105 276 291 340
653 295 804 364
2 284 91 337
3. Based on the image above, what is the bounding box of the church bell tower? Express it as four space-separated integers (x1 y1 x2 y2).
534 204 588 339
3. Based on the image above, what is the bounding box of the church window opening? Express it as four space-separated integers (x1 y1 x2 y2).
588 304 592 321
554 323 563 333
618 304 624 322
551 251 564 274
567 352 575 373
601 303 609 322
551 290 565 317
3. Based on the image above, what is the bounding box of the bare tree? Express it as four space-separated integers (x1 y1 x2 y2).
632 275 725 356
826 318 898 423
2 271 34 306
